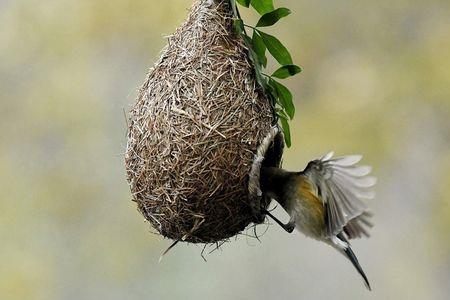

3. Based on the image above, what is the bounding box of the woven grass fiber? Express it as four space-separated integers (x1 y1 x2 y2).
125 0 283 243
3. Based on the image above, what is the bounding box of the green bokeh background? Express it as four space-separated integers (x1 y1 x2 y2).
1 0 449 299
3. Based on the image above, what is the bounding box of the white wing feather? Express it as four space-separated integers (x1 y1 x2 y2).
305 152 375 237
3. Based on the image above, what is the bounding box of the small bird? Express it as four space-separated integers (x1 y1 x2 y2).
260 151 375 290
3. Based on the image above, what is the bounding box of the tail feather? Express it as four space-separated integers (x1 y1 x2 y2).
343 246 371 291
333 233 371 290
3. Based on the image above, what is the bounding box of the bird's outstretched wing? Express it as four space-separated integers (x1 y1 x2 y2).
303 151 376 238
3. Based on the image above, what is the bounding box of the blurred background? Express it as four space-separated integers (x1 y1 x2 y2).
1 0 449 299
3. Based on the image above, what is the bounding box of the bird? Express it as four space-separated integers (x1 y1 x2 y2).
260 151 376 290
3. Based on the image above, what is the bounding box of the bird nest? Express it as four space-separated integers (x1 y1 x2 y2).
125 0 284 244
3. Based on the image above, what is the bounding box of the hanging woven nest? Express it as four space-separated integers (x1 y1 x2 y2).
125 0 284 244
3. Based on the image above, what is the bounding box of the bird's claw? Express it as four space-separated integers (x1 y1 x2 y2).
264 209 295 233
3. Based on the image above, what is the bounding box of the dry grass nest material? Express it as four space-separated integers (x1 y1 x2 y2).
125 0 283 244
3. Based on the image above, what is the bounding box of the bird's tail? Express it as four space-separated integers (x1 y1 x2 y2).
331 234 371 290
342 245 371 291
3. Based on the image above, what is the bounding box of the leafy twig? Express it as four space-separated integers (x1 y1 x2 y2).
232 0 301 147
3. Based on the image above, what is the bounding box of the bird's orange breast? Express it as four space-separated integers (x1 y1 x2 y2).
296 176 325 223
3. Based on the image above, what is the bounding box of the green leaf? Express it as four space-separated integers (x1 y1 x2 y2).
252 31 267 67
242 33 253 46
251 0 274 15
271 79 295 119
258 31 293 65
254 63 268 89
279 115 291 147
236 0 251 7
272 64 302 79
256 8 291 27
233 19 244 35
